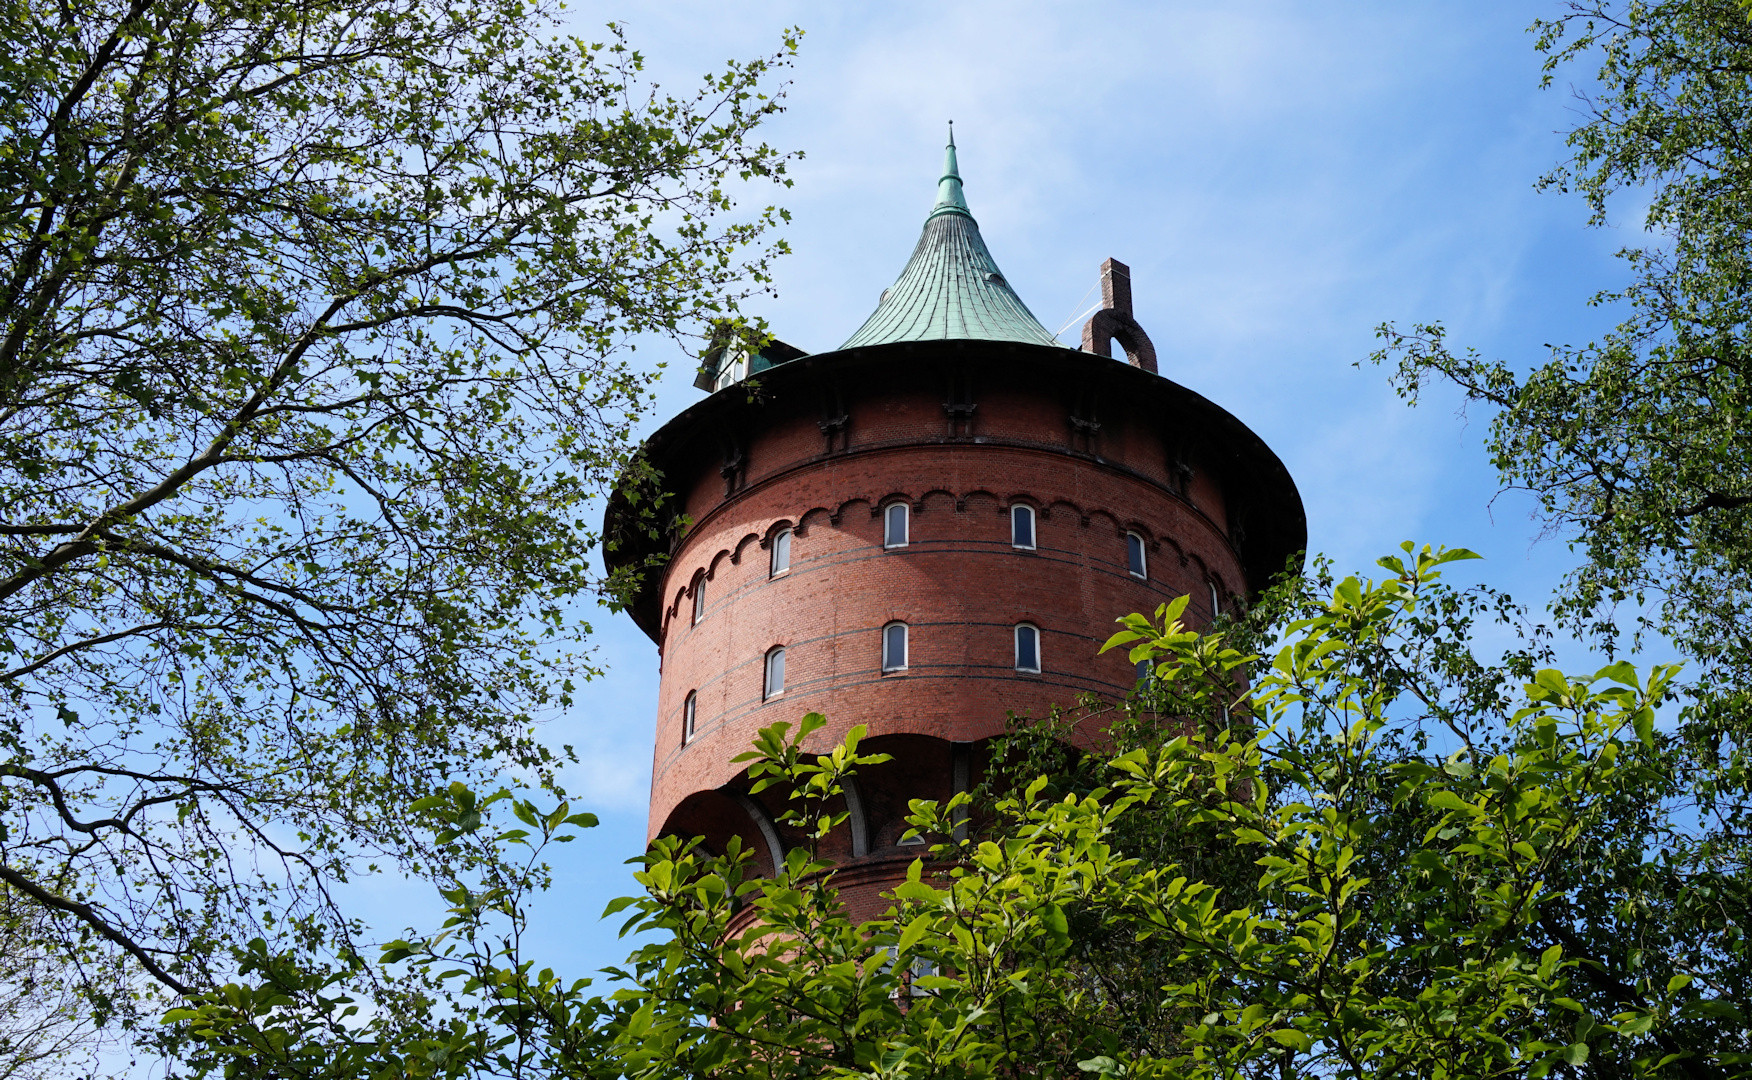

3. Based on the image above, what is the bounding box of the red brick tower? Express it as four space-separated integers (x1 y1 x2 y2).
603 132 1304 922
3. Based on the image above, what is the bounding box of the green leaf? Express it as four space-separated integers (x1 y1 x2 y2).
1268 1028 1311 1053
897 916 929 955
1162 594 1190 624
1101 629 1143 654
1426 790 1472 812
1042 902 1070 948
1633 707 1655 749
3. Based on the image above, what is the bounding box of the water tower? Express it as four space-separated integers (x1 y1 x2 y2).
603 133 1304 921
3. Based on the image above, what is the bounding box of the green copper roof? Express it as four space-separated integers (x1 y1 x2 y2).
840 130 1065 350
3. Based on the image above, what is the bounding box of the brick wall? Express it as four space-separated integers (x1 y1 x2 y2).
648 382 1246 842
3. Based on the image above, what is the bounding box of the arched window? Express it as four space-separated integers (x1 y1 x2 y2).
1209 581 1222 619
1014 623 1041 673
884 502 909 548
882 622 908 672
1125 532 1147 579
1010 504 1035 549
770 527 792 577
692 574 706 625
682 691 697 744
764 646 786 700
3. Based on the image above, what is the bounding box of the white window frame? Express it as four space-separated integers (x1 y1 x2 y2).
884 502 909 548
714 352 748 391
682 691 697 744
692 575 706 625
1014 623 1041 674
882 622 908 672
1010 504 1035 550
770 527 792 577
908 954 939 996
878 945 939 999
1125 532 1147 579
763 646 786 700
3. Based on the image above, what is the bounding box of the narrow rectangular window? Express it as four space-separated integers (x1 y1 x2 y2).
881 946 938 997
910 955 939 996
1014 624 1040 673
683 692 697 744
1011 504 1035 549
882 622 908 672
692 577 706 625
1126 532 1147 579
884 503 909 548
771 528 792 576
1209 581 1222 618
764 646 786 699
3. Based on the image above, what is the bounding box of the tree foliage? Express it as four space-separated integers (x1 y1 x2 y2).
1373 0 1752 679
0 889 130 1080
165 545 1751 1079
0 0 796 1048
1369 17 1752 1067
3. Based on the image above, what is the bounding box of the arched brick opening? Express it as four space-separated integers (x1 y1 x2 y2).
658 788 781 878
1080 258 1159 374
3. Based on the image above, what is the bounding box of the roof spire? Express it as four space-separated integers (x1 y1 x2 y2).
838 130 1064 350
932 121 969 219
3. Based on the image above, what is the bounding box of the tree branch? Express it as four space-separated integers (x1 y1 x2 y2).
0 865 193 996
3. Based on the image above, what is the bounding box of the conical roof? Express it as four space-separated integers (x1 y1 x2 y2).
840 130 1065 350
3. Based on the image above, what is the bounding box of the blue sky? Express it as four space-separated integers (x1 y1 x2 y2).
356 1 1644 978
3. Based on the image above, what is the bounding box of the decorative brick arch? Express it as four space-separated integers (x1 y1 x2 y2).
1080 258 1158 375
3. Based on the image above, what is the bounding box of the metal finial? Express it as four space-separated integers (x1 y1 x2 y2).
947 120 955 149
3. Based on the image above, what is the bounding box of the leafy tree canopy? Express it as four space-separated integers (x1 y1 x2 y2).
164 545 1752 1079
0 0 796 1054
